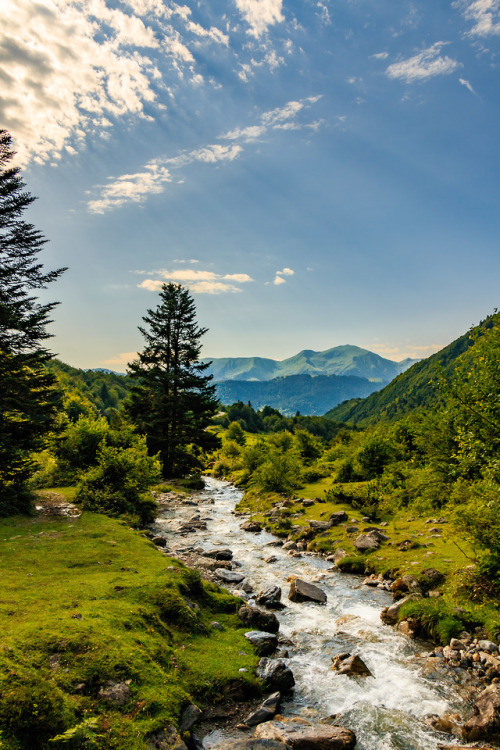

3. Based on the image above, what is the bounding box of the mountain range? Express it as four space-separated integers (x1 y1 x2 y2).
204 345 418 383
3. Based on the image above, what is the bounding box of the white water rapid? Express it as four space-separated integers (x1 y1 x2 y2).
155 477 465 750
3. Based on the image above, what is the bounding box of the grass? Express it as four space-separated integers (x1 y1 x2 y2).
0 512 259 749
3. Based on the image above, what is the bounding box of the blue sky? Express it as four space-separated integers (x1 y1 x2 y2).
3 0 500 368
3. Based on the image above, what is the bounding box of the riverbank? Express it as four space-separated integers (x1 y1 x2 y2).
0 508 259 749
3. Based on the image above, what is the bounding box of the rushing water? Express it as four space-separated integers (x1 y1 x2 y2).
154 477 464 750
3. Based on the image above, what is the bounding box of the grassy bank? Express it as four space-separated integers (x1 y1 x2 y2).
236 481 500 643
0 510 258 749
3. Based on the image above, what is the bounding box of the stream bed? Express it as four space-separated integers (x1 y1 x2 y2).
154 477 468 750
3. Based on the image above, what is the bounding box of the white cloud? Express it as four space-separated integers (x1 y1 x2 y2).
137 267 254 294
459 77 478 94
89 96 322 212
273 267 294 285
455 0 500 36
371 51 389 60
386 42 461 83
87 162 172 214
276 267 294 276
88 143 242 212
273 275 286 285
234 0 284 37
186 21 229 45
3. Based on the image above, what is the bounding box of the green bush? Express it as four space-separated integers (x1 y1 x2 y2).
76 437 160 525
397 598 480 644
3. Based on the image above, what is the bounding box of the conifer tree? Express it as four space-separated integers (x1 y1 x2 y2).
0 130 66 513
127 283 219 477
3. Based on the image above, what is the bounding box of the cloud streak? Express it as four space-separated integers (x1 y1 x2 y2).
386 42 461 83
136 267 254 294
455 0 500 37
234 0 284 38
88 96 322 212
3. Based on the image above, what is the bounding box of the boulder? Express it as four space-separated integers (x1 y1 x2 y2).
303 499 315 507
288 578 327 605
215 569 246 584
333 549 347 565
201 548 233 560
257 657 295 692
354 534 380 552
98 680 131 706
244 631 278 656
331 653 373 677
244 692 281 727
238 605 280 634
146 726 187 750
381 595 420 626
463 683 500 742
208 741 289 750
151 536 167 547
329 511 348 525
391 575 422 600
282 541 297 551
179 703 202 733
241 521 262 533
418 568 445 591
254 716 356 749
257 586 284 610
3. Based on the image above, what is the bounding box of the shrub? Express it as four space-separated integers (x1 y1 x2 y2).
76 437 160 525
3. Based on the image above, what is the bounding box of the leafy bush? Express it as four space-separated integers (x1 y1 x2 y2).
397 598 480 644
76 437 160 525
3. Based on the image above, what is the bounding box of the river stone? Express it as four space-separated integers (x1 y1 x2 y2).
257 586 285 610
215 569 246 584
254 717 356 749
333 549 347 564
151 536 167 547
329 511 348 525
202 548 233 561
241 521 263 533
381 594 421 626
462 683 500 742
354 534 380 552
244 631 278 656
257 658 295 692
244 692 281 727
331 653 373 677
282 541 298 551
238 605 280 634
288 578 327 604
208 741 289 750
179 703 202 733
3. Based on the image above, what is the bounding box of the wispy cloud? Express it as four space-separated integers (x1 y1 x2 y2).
102 351 137 366
369 342 444 360
88 144 241 213
234 0 284 38
386 42 461 83
459 77 478 94
88 97 322 212
455 0 500 37
136 267 254 294
371 51 389 60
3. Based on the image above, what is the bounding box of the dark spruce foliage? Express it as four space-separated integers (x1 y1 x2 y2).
126 283 219 477
0 131 66 513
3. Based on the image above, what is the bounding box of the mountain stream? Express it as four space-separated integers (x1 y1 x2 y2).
154 477 468 750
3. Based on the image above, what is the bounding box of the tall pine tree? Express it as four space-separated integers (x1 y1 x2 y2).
0 130 66 513
127 283 219 477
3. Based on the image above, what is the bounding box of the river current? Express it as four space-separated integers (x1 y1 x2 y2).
155 477 465 750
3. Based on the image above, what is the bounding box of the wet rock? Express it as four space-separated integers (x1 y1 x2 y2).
241 580 254 594
397 619 418 637
381 594 421 626
197 558 233 571
244 692 281 727
244 631 278 656
257 586 285 610
208 741 289 750
238 605 280 634
254 716 356 749
151 536 167 547
331 653 373 677
329 510 348 525
241 521 263 533
265 556 278 564
215 569 246 584
99 680 131 706
257 657 295 692
179 703 202 733
288 578 327 604
425 715 461 736
333 549 347 565
201 548 233 560
282 541 298 551
363 574 383 587
463 683 500 742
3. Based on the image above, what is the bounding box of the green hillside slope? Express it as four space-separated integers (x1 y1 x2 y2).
325 313 500 424
215 373 381 416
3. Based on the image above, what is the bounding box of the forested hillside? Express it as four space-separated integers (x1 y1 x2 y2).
46 360 132 420
325 312 500 424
